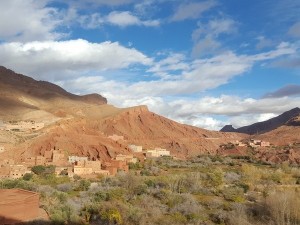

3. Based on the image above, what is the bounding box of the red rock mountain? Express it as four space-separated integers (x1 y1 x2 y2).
0 66 243 162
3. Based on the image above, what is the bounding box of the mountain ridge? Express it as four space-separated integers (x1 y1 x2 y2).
0 66 243 161
220 107 300 135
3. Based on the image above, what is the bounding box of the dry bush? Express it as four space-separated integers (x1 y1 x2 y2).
266 190 300 225
228 203 253 225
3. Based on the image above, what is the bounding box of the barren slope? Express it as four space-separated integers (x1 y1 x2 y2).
0 66 245 161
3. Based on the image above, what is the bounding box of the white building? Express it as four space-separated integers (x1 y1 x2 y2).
68 156 88 163
146 148 170 158
128 145 143 153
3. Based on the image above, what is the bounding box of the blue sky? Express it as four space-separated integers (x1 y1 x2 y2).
0 0 299 130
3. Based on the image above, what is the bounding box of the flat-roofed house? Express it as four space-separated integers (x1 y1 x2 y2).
9 165 27 179
68 155 88 163
146 148 170 158
0 189 40 224
128 145 143 152
115 154 138 164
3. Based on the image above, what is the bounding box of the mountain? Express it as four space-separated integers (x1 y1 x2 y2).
0 66 244 162
220 125 236 132
0 66 107 120
220 107 300 135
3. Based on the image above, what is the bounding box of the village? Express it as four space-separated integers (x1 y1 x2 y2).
0 120 172 180
0 145 172 179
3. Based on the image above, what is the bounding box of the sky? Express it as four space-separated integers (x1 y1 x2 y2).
0 0 299 130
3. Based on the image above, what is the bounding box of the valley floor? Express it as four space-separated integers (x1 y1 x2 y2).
1 155 300 225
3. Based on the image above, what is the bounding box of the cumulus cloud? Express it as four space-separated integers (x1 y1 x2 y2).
55 75 300 130
229 113 278 128
171 0 217 21
0 38 297 130
0 0 63 42
262 84 300 98
0 40 295 93
0 39 152 79
106 11 160 27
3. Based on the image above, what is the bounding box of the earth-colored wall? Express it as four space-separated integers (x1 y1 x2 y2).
0 189 39 224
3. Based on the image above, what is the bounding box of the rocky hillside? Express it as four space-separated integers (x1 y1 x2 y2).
0 66 244 162
220 107 300 135
0 66 107 120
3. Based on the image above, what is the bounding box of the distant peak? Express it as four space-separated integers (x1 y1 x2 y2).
220 125 236 132
79 93 107 105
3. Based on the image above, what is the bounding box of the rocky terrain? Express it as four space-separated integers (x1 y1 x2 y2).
218 108 300 164
0 66 243 162
220 107 300 135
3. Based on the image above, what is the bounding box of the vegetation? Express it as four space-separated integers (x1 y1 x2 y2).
1 155 300 225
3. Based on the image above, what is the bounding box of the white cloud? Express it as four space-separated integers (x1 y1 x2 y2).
1 40 294 94
107 11 140 27
65 0 134 7
0 39 152 80
0 0 63 42
229 113 278 128
247 42 296 61
106 11 160 27
171 0 217 21
69 10 160 29
0 38 297 130
78 13 104 29
56 75 300 130
147 53 189 79
192 18 237 57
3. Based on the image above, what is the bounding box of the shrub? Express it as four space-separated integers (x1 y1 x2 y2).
23 173 33 181
31 165 55 175
101 208 123 225
222 187 245 202
75 179 91 191
56 183 73 192
266 190 300 225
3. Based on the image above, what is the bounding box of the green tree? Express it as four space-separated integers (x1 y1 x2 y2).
23 173 33 181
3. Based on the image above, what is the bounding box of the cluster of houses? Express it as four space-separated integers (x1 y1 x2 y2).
128 145 171 157
235 139 270 148
0 144 171 180
0 120 44 132
0 160 29 179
